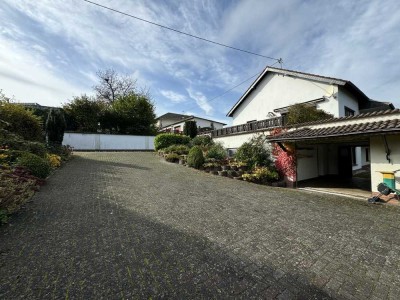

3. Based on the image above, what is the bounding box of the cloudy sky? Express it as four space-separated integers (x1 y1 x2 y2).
1 0 399 125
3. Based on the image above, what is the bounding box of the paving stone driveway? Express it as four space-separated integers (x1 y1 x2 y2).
1 152 400 299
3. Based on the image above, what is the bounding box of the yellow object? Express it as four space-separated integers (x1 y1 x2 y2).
47 154 62 168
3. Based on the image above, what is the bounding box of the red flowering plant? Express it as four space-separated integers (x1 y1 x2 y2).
270 128 296 182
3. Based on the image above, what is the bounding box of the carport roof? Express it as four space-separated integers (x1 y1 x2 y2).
268 119 400 142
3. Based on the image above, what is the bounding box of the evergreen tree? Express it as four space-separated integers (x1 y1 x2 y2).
183 120 198 138
46 108 66 145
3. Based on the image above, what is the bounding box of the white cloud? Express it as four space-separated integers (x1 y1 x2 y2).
187 88 213 115
160 90 186 103
0 0 399 116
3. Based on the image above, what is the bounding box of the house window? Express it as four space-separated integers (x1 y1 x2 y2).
344 106 355 116
365 148 370 162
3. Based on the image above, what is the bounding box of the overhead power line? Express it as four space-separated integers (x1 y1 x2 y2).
80 0 282 61
184 61 280 112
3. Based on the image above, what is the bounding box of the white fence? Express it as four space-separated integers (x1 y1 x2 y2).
63 133 155 151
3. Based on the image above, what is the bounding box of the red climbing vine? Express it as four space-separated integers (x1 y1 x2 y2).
270 128 296 181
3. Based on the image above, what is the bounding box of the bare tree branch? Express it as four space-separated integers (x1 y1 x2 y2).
93 69 137 103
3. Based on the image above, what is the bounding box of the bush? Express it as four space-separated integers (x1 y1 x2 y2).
0 127 47 158
190 135 214 147
163 144 190 155
287 103 333 125
187 146 204 169
165 153 180 163
0 102 43 141
206 143 227 160
25 142 47 158
46 144 73 161
242 166 279 184
16 152 51 179
235 135 272 169
154 134 190 150
0 165 43 224
47 154 62 168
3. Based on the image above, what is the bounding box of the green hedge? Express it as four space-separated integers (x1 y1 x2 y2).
154 134 190 150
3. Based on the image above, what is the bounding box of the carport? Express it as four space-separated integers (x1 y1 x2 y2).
267 109 400 197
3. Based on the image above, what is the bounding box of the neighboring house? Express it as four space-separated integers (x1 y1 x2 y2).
19 102 56 110
215 67 393 170
156 113 226 134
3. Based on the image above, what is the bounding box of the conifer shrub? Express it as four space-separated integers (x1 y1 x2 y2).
187 146 204 169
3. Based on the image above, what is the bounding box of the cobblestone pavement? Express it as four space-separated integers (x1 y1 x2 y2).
1 152 400 299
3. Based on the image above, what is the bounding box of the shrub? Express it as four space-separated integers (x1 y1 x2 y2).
163 144 190 155
154 134 190 150
235 135 272 169
242 166 279 184
206 143 227 160
187 146 204 169
0 165 42 224
46 108 66 145
47 154 62 168
190 135 214 147
287 103 333 125
25 142 47 158
16 152 51 179
0 102 43 141
165 153 180 163
0 128 47 158
46 144 73 161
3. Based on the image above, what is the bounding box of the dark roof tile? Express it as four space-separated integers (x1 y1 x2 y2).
268 119 400 142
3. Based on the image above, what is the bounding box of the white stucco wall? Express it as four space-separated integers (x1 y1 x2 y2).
352 147 363 171
338 87 360 117
157 117 183 128
231 73 340 125
213 133 262 149
193 118 225 130
370 135 400 192
297 147 319 181
63 133 155 150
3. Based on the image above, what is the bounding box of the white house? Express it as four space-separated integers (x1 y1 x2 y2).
215 67 393 170
267 109 400 192
156 113 226 134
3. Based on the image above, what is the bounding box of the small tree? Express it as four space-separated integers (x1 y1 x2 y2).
183 120 198 138
63 95 106 132
286 103 333 125
46 108 66 145
110 93 157 135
